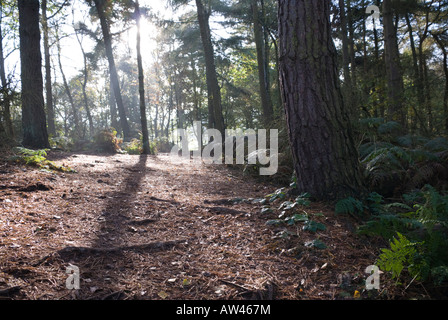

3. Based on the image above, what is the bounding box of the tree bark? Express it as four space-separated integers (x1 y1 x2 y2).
195 0 225 135
135 1 150 154
18 0 49 149
93 0 130 140
41 0 56 137
382 0 405 125
278 0 363 200
0 1 14 138
338 0 354 119
432 33 448 133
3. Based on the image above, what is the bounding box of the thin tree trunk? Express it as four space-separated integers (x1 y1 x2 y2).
18 0 49 149
135 1 150 154
56 28 81 138
41 0 56 137
382 0 405 125
252 0 273 126
108 80 119 131
278 0 364 200
195 0 225 135
74 24 94 137
433 33 448 133
93 0 130 141
0 1 13 138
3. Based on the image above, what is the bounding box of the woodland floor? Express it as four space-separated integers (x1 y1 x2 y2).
0 151 432 300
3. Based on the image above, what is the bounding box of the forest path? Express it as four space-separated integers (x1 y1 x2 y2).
0 152 379 300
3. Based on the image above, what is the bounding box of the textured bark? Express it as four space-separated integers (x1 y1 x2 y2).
195 0 225 135
18 0 49 149
278 0 363 199
382 0 405 125
338 0 354 119
433 33 448 133
94 0 130 140
41 0 56 137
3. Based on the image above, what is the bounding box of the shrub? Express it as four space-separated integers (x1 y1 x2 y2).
93 128 122 153
360 186 448 285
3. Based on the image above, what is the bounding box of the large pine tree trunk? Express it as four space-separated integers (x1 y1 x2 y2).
93 0 130 141
195 0 225 135
278 0 363 200
18 0 49 149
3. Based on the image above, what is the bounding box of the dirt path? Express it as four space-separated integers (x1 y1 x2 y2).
0 152 383 300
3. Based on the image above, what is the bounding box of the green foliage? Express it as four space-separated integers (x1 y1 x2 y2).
361 186 448 285
93 128 122 153
124 138 143 155
49 136 74 151
377 232 427 281
335 196 365 216
152 137 173 153
358 118 448 196
266 187 286 202
9 147 75 173
285 213 308 225
304 239 327 250
302 220 326 233
294 192 311 206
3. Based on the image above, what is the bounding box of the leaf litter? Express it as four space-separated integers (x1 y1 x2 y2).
0 151 406 300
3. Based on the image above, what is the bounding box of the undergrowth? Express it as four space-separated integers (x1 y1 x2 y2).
8 147 76 173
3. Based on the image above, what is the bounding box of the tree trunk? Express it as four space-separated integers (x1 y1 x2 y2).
195 0 225 135
74 25 94 137
108 80 119 131
252 0 274 126
93 0 130 141
56 28 81 138
135 1 150 154
278 0 363 200
41 0 56 137
0 2 13 138
18 0 49 149
382 0 405 125
433 33 448 133
338 0 354 119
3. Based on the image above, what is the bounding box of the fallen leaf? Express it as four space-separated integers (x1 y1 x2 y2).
158 291 168 299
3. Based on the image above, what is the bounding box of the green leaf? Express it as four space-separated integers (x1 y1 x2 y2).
285 213 309 225
265 219 284 226
302 220 326 233
304 239 327 250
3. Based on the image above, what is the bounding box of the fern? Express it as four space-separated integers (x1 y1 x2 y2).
377 121 402 136
424 137 448 152
377 232 427 281
335 197 364 216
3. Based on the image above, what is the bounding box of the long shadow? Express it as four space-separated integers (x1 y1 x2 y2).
56 154 172 299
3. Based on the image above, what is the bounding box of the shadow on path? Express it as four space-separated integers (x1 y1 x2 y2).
56 155 186 299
